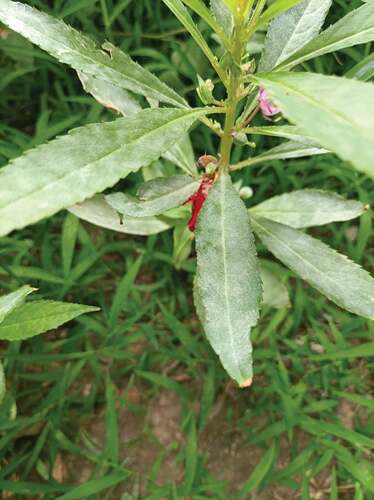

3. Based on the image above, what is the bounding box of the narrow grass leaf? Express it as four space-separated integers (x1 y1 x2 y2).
253 72 374 179
105 375 119 464
237 441 277 496
195 174 262 386
252 217 374 320
0 108 204 236
57 473 128 500
61 213 79 277
251 190 365 228
0 300 99 341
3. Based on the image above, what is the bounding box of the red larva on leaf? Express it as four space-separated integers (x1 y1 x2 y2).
185 174 215 232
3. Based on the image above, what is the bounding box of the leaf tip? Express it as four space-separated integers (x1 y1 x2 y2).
239 377 253 389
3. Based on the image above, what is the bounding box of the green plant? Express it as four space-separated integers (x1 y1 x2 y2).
0 0 373 386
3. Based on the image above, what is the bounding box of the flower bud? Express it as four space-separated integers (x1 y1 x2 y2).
197 76 215 105
239 186 253 200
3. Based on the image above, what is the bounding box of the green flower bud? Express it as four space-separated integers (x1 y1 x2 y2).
197 75 215 105
239 187 254 200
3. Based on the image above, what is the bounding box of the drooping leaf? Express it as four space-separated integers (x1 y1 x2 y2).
106 175 200 217
163 134 197 177
0 300 99 341
259 0 332 71
252 216 374 320
277 1 374 70
234 139 327 169
0 108 204 237
210 0 233 36
251 190 366 228
252 72 374 180
77 71 141 116
69 196 172 236
0 285 36 324
0 0 186 108
260 265 290 309
195 174 262 386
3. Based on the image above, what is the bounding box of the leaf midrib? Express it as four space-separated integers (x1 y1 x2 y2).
0 110 202 213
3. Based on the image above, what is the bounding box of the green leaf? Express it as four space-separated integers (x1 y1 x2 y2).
0 300 99 341
252 216 374 321
181 0 230 47
0 0 186 108
0 359 5 405
56 473 128 500
106 175 200 217
251 190 365 228
163 134 197 176
77 73 197 176
277 1 374 70
161 0 225 81
0 285 36 324
244 125 315 142
237 441 277 496
195 174 262 386
260 265 290 309
259 0 304 26
210 0 233 36
69 195 172 236
259 0 332 71
77 71 142 116
173 222 193 269
234 139 327 170
61 213 79 277
0 108 204 237
252 72 374 180
345 53 374 82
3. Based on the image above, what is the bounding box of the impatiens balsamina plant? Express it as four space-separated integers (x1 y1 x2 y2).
1 0 374 386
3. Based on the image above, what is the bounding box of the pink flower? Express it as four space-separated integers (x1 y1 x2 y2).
259 87 280 117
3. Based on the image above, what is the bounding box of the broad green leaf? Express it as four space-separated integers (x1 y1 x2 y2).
235 139 327 169
0 0 186 108
0 360 5 405
260 265 290 309
106 175 200 217
0 108 204 236
77 73 196 176
0 285 36 324
77 71 141 116
173 223 193 269
252 72 374 179
210 0 233 35
251 190 365 228
277 1 374 70
195 174 262 386
259 0 332 71
69 196 172 236
345 53 374 82
0 300 99 341
252 217 374 320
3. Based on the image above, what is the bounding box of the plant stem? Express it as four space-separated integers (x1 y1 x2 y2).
219 19 245 172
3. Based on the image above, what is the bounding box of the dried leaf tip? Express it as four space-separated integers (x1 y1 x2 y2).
239 377 253 389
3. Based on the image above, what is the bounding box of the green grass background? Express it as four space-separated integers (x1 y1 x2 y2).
0 0 373 498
